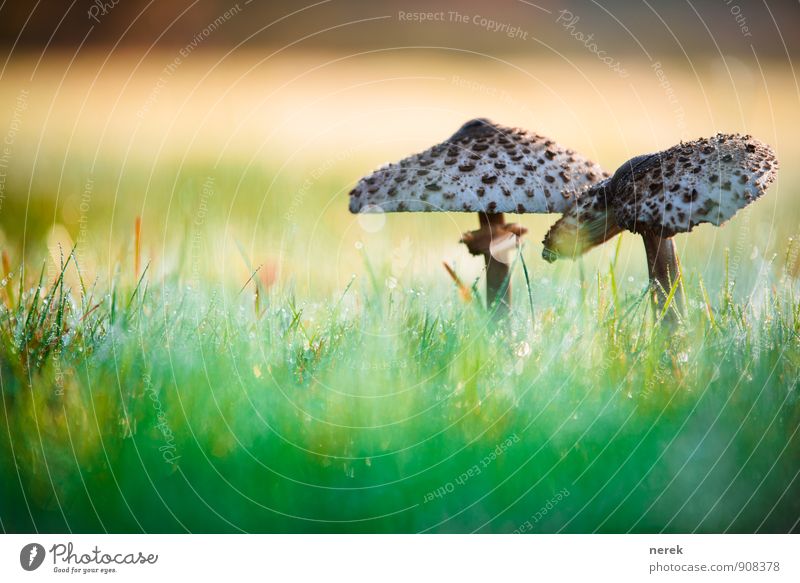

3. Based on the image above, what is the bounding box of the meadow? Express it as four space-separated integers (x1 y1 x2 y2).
1 52 799 533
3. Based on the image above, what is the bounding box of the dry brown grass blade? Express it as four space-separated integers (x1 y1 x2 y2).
442 261 472 303
1 250 14 308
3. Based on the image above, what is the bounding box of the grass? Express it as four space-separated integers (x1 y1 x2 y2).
1 232 799 533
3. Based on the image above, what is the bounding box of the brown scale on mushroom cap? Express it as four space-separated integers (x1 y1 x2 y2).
542 133 778 261
348 118 607 214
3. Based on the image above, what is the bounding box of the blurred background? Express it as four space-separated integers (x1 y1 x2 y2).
1 0 798 297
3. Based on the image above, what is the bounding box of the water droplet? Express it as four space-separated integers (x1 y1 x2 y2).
357 205 386 233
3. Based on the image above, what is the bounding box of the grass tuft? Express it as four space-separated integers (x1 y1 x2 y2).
1 251 798 533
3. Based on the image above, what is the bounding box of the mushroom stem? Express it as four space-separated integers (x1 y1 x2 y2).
482 213 512 312
641 230 683 323
461 213 526 314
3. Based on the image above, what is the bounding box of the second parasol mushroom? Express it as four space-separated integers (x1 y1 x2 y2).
349 118 607 312
542 133 779 321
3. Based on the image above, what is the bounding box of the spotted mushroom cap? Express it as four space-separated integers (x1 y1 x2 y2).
541 180 623 261
543 134 778 261
349 118 608 214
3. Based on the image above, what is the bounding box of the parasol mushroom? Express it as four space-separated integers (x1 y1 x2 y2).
542 133 779 321
349 118 607 313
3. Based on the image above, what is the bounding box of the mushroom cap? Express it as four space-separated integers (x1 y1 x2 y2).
349 118 607 214
542 134 778 261
541 180 622 262
612 134 777 237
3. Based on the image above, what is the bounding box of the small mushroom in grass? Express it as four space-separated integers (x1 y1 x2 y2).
349 118 607 313
542 133 779 322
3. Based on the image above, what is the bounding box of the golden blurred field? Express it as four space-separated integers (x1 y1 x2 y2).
1 50 797 297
